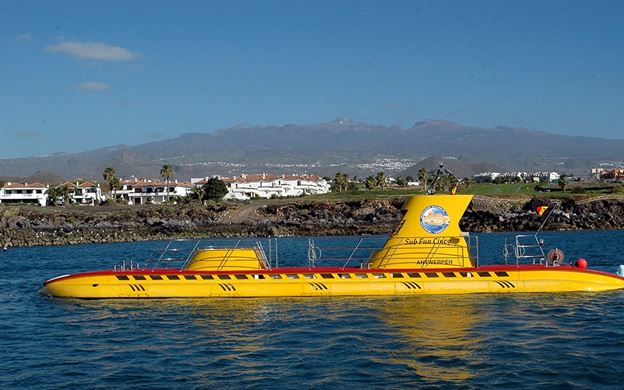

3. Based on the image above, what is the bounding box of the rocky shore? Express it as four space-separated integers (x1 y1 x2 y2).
1 195 623 248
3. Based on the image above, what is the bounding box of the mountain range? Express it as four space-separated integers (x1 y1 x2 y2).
1 118 623 181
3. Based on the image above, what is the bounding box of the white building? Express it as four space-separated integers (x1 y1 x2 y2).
72 181 104 205
0 182 48 206
533 172 560 183
116 179 193 205
591 167 606 179
58 181 105 205
193 173 330 201
473 172 501 182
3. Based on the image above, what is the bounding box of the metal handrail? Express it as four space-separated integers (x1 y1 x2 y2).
145 238 272 270
342 238 362 269
141 235 484 271
304 235 479 269
514 234 546 265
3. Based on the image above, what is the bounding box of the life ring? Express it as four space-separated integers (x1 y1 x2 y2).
546 248 565 264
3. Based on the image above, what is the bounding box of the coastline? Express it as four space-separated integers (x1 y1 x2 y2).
1 195 623 248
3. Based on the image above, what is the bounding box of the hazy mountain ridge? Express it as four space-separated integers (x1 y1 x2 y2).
1 118 623 180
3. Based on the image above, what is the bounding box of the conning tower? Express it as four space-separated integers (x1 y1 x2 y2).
367 195 475 269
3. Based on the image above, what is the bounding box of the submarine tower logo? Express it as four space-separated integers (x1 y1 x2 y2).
420 205 450 234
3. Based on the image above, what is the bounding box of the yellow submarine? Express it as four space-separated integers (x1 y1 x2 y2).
40 194 624 298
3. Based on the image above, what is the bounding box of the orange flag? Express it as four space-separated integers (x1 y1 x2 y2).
536 206 549 216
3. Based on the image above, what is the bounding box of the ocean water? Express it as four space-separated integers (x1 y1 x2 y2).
2 231 624 389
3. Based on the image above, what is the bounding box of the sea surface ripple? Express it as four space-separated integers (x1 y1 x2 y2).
2 231 624 389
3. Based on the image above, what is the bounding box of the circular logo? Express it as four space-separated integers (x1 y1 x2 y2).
420 205 450 234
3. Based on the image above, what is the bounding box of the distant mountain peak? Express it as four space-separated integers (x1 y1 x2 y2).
318 117 380 131
492 125 523 131
2 117 623 179
414 119 462 128
332 116 352 125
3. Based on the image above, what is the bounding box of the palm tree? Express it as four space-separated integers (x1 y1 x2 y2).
331 172 349 192
58 184 73 204
365 176 377 191
375 171 387 190
190 185 205 203
160 164 174 202
559 174 569 193
418 168 429 193
448 174 459 194
47 186 60 206
102 167 118 201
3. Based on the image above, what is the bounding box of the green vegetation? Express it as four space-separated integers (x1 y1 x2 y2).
330 172 349 192
457 182 537 196
102 167 120 200
418 168 429 193
160 164 174 202
365 176 377 191
314 187 424 201
309 181 624 202
47 184 73 206
375 171 387 190
559 174 569 193
201 177 228 201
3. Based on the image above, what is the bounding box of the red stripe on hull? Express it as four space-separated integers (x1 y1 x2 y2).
43 263 624 285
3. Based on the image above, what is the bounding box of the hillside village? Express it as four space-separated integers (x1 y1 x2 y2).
1 165 623 207
0 173 331 206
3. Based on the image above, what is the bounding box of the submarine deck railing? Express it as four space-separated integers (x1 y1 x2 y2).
140 238 275 271
514 234 547 265
315 235 480 269
138 236 481 270
127 233 588 271
130 236 484 270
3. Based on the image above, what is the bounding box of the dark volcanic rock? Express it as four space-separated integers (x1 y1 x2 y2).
1 196 623 248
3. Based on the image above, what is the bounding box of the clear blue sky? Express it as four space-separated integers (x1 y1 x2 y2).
1 0 623 158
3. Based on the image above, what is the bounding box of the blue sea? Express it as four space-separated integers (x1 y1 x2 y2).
2 231 624 389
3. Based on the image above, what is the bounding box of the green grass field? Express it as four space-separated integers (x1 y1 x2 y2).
309 182 621 202
458 183 537 196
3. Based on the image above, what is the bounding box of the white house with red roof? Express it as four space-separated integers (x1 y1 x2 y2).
192 173 330 200
63 181 104 205
54 181 104 205
0 182 48 206
115 178 192 205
